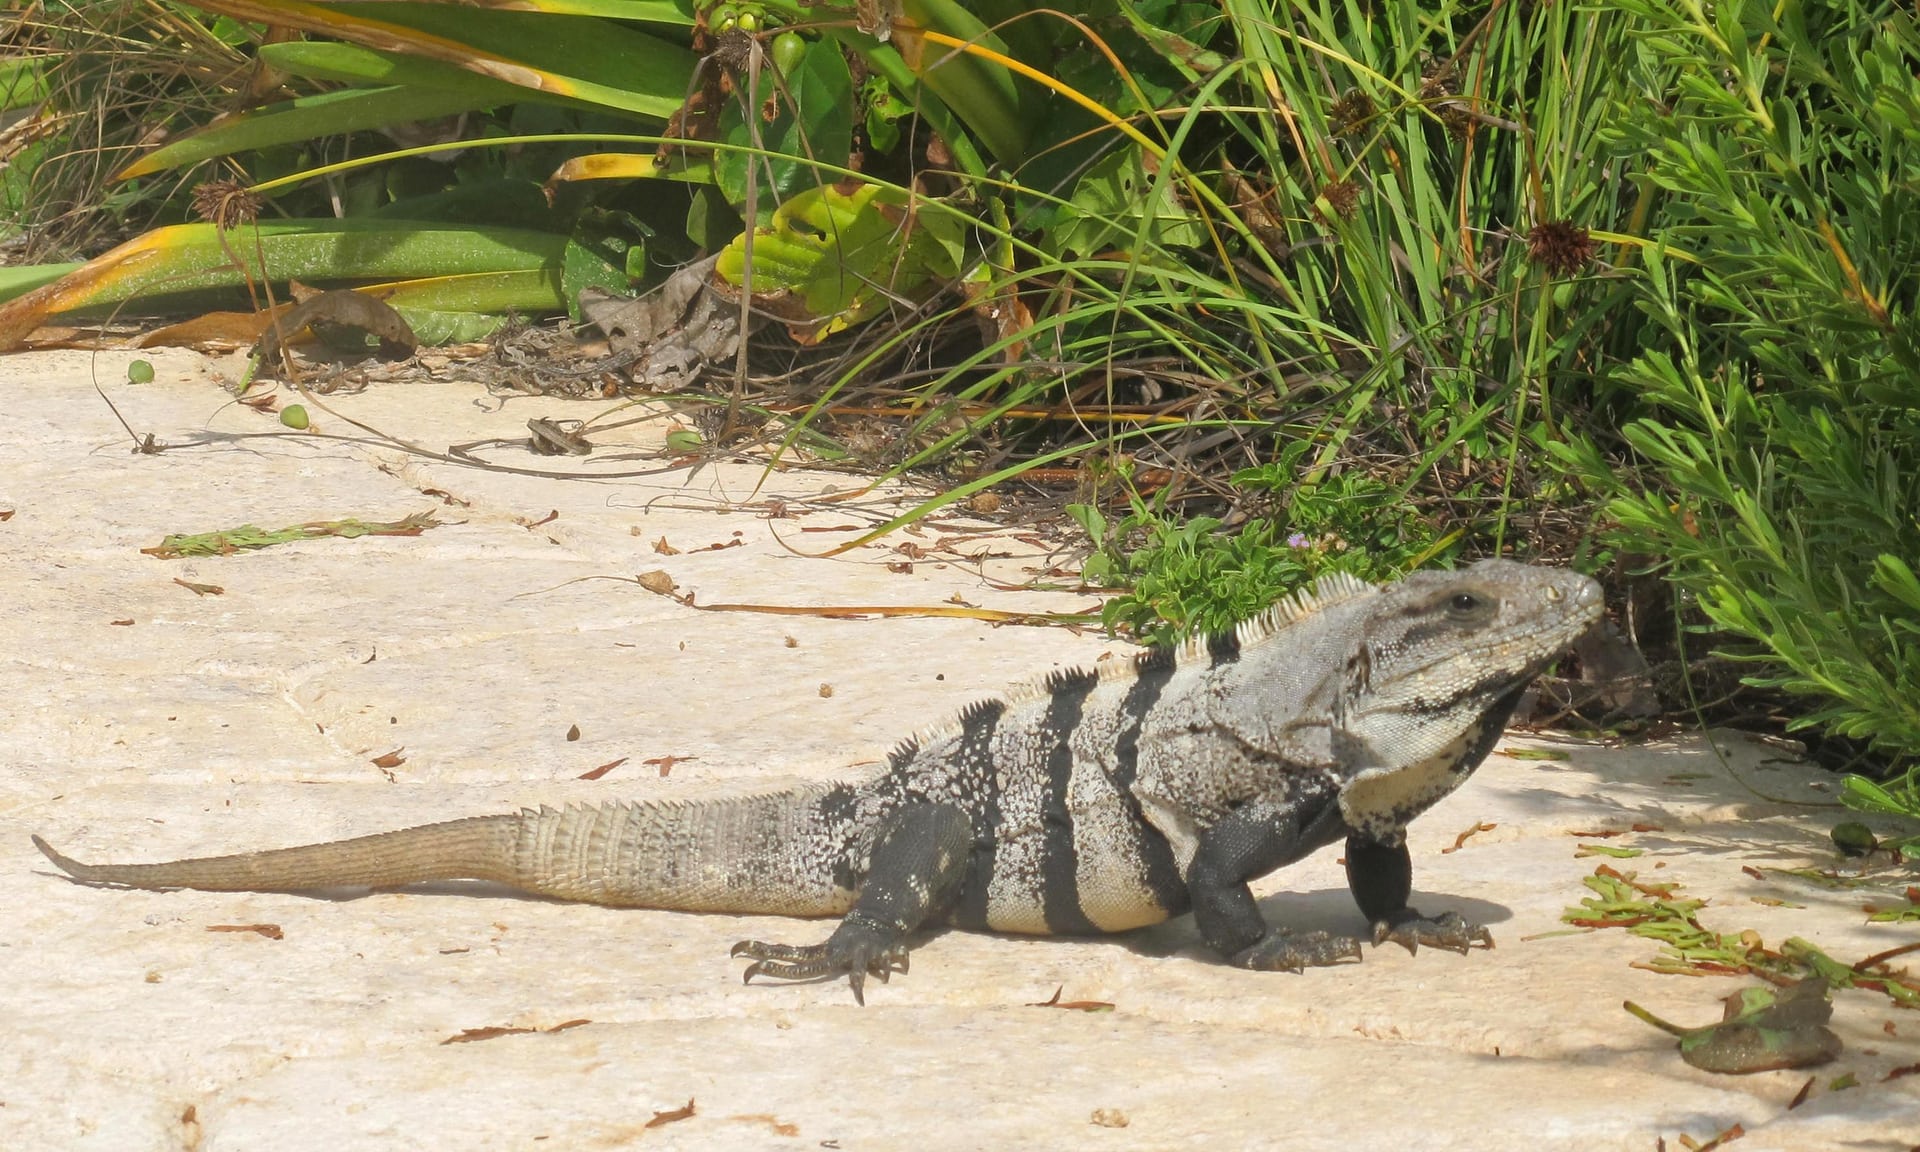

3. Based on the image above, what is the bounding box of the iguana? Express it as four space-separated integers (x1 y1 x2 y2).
34 559 1602 1002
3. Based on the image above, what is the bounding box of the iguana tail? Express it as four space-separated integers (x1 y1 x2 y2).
33 787 866 917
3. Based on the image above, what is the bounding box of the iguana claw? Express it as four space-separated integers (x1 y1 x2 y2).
1228 929 1365 971
1370 909 1493 956
732 928 908 1005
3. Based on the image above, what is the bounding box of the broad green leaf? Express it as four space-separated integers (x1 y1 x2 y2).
860 74 912 154
120 86 507 179
0 221 568 350
1840 774 1919 818
0 57 48 112
256 40 583 103
474 0 693 22
0 264 82 306
1113 0 1227 79
370 268 567 314
890 0 1030 163
715 37 853 219
394 308 508 344
562 209 640 321
182 0 695 118
1051 148 1203 256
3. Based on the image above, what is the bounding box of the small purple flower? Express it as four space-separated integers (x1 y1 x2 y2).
1286 532 1310 549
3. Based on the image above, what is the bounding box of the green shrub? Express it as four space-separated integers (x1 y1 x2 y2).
1553 0 1920 819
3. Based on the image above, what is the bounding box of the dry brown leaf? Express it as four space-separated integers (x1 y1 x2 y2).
207 923 283 940
579 757 627 781
1441 821 1496 854
646 1099 696 1128
442 1025 537 1045
643 754 693 777
1028 986 1115 1012
136 308 279 351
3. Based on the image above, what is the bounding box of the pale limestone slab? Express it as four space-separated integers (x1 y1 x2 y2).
2 349 1916 1150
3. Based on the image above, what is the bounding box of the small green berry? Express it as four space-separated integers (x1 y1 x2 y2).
126 359 155 384
280 404 310 430
771 30 806 75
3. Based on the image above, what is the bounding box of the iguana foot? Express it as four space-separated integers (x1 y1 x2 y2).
1228 929 1364 972
1370 909 1493 956
732 916 909 1005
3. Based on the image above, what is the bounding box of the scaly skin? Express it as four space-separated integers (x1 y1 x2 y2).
36 560 1603 1000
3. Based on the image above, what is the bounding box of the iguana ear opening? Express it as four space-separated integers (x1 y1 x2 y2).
1344 642 1373 698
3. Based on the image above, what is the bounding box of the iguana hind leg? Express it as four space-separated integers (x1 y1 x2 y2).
1344 834 1493 955
733 802 971 1004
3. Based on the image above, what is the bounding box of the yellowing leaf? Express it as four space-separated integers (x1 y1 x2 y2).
714 182 964 342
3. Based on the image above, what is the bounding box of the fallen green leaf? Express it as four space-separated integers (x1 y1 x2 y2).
1577 844 1645 859
1499 746 1571 761
141 513 440 559
1831 821 1878 858
1865 886 1920 922
1624 978 1842 1074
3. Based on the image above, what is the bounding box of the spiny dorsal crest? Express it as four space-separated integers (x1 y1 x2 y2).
1180 569 1378 661
887 570 1380 762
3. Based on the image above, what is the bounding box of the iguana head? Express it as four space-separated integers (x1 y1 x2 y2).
1341 558 1603 761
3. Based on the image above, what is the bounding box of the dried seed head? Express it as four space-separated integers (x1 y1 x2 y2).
191 181 262 230
1418 69 1472 138
1526 219 1597 276
710 27 758 72
1329 89 1375 138
1321 179 1362 219
1417 67 1459 103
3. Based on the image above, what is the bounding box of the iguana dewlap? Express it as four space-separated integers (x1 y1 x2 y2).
35 559 1602 1002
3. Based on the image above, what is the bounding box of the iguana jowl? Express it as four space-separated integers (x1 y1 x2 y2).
35 559 1601 1001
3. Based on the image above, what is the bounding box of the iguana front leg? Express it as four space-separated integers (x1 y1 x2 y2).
733 802 971 1004
1187 796 1362 971
1343 834 1493 955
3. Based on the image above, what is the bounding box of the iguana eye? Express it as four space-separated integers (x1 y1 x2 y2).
1448 592 1481 613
